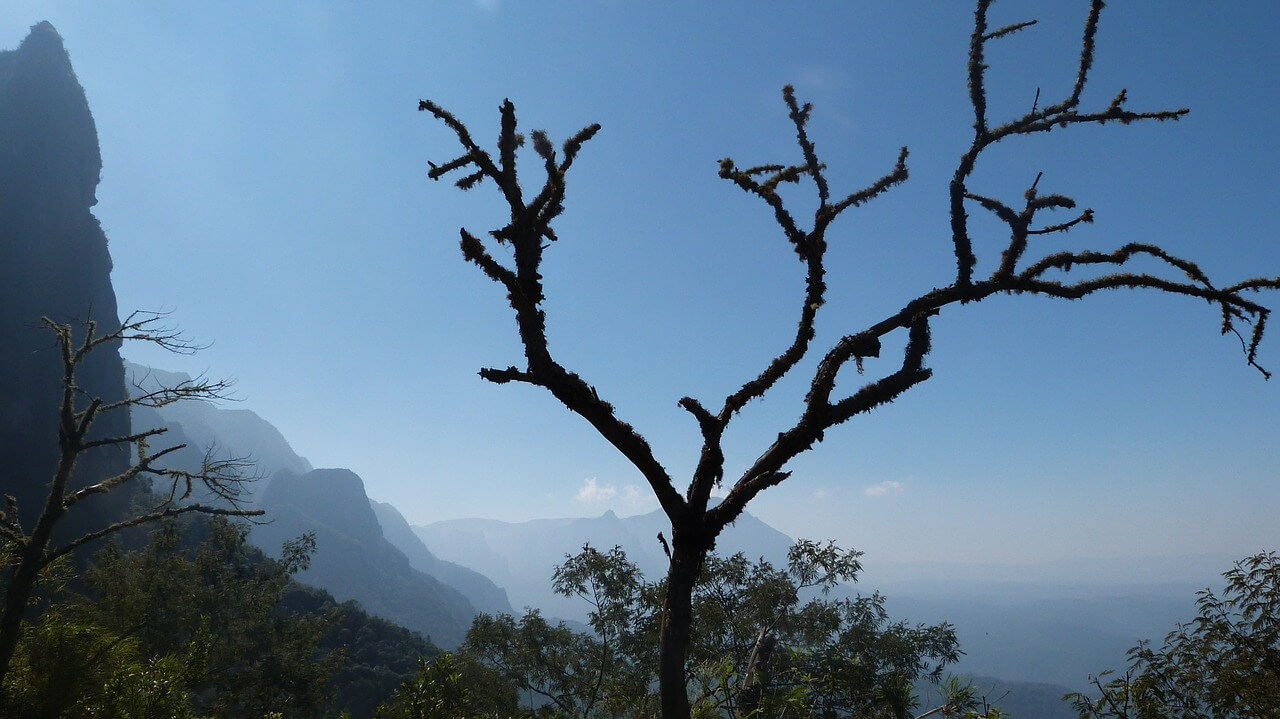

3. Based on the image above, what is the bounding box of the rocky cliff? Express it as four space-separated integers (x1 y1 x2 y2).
0 22 130 537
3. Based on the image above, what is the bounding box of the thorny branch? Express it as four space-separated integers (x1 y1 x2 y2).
422 1 1279 545
419 97 689 519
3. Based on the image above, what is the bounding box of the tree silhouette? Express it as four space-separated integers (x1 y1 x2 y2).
0 312 264 698
419 2 1280 717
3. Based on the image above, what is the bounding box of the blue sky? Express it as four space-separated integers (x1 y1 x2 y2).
3 2 1277 567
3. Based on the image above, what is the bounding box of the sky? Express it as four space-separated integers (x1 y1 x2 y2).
2 1 1277 569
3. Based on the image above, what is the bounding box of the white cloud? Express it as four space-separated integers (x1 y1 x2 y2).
812 488 831 500
864 480 903 497
575 477 617 505
793 63 843 93
622 485 655 513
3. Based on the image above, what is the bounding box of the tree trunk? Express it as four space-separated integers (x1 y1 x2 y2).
0 523 57 708
0 555 38 681
737 628 776 718
0 450 74 701
657 532 708 719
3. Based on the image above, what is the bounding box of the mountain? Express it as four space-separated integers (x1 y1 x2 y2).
0 22 134 539
126 361 312 502
123 366 509 647
370 500 513 616
252 468 478 648
413 508 795 620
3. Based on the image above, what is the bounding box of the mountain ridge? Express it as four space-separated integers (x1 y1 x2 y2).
370 501 513 617
252 468 477 648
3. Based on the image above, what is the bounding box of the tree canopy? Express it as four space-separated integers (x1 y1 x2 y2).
455 542 962 719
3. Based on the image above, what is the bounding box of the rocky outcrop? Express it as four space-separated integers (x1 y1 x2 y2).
0 22 130 536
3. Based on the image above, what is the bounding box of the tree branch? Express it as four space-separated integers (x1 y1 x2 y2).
42 503 264 568
424 100 685 517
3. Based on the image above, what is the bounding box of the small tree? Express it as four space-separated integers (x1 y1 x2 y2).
0 311 264 697
419 2 1280 717
1066 550 1280 719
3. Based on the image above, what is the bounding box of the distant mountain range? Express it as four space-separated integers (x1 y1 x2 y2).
249 468 476 647
122 361 1225 697
414 508 1226 697
370 500 512 617
127 362 313 503
414 509 794 621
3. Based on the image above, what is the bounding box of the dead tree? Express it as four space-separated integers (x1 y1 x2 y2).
0 311 264 692
420 2 1280 717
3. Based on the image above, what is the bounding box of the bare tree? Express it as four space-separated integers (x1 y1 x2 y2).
0 311 264 691
419 2 1280 717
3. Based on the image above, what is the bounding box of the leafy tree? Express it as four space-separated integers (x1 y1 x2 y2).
75 647 211 719
1066 550 1280 719
0 547 210 719
0 313 264 700
280 583 443 719
3 509 445 718
375 652 521 719
418 2 1280 716
462 542 960 719
84 517 337 718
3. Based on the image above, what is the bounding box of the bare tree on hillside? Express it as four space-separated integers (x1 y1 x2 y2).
0 312 264 695
419 2 1280 717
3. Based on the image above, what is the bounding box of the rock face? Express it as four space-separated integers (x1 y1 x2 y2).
0 22 130 536
253 468 478 648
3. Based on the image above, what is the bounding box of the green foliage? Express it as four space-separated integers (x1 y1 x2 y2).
686 541 960 718
85 517 337 718
455 542 959 719
3 604 140 718
76 649 210 719
0 571 209 719
915 676 1009 719
1066 551 1280 718
0 517 342 718
3 514 446 718
280 583 442 719
375 652 520 719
